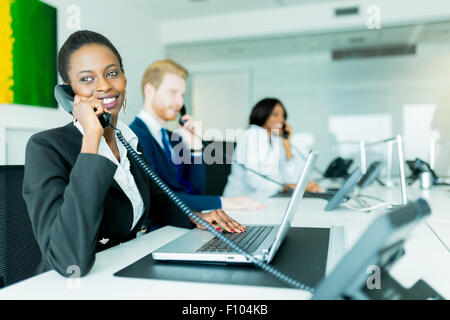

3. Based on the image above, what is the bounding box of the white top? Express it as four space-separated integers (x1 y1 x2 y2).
75 120 145 231
223 125 302 198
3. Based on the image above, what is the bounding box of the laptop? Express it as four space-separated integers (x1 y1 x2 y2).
152 151 319 264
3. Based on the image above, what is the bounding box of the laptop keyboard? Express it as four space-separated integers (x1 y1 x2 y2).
196 225 274 253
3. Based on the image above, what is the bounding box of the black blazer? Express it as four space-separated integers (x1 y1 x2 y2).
22 123 194 277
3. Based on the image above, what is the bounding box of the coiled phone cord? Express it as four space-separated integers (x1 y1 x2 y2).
111 124 315 294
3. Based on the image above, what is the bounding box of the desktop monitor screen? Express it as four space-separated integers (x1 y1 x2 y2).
325 168 363 211
357 161 382 189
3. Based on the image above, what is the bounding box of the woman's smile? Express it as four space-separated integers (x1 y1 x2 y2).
99 94 119 110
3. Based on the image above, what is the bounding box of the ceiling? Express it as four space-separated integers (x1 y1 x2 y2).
125 0 450 63
131 0 347 20
166 21 450 63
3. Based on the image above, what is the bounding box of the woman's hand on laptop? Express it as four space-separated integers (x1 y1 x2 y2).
306 181 323 193
282 183 296 193
191 209 247 233
283 181 323 193
220 196 266 210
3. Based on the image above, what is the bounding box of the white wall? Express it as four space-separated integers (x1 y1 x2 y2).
181 41 450 176
0 0 164 164
160 0 450 177
191 70 250 141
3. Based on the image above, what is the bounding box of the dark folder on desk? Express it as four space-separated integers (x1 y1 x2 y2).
114 227 337 289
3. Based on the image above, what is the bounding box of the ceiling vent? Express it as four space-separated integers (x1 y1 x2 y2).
332 45 416 61
334 6 359 17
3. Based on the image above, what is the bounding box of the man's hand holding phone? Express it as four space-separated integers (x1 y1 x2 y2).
177 114 203 152
282 122 292 140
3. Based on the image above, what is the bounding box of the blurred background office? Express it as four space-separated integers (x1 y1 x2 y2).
1 0 449 180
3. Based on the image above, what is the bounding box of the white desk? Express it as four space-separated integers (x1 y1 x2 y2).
427 221 450 251
0 185 449 300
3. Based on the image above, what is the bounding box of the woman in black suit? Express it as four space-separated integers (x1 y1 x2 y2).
22 30 245 278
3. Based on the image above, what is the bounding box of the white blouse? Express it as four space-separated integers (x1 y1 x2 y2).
223 125 302 198
75 120 145 231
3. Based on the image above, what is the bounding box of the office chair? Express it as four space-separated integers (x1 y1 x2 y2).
0 165 41 288
202 140 236 196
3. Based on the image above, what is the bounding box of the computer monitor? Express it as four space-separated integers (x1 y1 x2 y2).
325 168 363 211
312 198 443 300
357 161 383 189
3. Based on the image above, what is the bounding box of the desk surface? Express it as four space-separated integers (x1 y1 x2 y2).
1 184 449 300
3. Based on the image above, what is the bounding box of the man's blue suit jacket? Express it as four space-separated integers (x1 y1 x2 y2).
129 117 221 211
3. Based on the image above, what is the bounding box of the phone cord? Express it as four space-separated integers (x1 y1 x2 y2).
206 144 294 192
111 125 315 294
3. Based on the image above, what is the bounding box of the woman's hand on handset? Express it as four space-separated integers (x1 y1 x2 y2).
73 95 109 154
282 122 294 159
73 95 109 137
282 122 292 141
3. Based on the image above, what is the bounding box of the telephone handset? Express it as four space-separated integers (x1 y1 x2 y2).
178 105 187 126
323 157 353 178
282 123 290 140
406 158 441 185
54 84 111 128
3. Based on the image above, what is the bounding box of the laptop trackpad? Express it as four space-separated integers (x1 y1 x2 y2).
155 229 215 254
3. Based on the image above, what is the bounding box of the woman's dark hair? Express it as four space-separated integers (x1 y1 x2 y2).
249 98 287 127
57 30 124 83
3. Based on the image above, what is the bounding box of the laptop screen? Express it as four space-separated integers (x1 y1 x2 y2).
266 151 319 262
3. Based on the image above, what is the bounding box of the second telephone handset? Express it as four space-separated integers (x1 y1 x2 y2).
178 105 187 126
282 123 290 139
54 84 111 128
